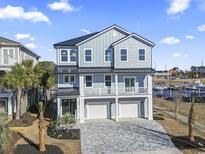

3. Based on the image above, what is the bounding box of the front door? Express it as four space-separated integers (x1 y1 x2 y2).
61 99 77 115
125 77 135 92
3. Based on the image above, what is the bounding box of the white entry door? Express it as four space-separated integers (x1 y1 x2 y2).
119 103 138 118
87 104 108 119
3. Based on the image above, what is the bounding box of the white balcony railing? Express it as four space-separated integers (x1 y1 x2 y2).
84 87 148 96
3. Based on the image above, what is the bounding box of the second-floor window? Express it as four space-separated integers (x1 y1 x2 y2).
85 75 92 87
84 49 92 62
120 49 127 62
105 75 112 87
70 49 77 62
139 49 145 61
61 50 68 62
3 48 15 65
70 75 76 83
105 49 112 62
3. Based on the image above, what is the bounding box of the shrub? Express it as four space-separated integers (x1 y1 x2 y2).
0 114 9 152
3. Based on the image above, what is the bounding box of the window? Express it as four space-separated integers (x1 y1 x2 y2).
3 48 15 65
105 75 112 87
139 49 145 61
70 49 76 62
70 75 75 83
84 49 92 62
61 99 77 115
61 50 68 62
64 75 69 83
120 49 127 61
85 75 92 87
3 49 9 65
105 49 112 62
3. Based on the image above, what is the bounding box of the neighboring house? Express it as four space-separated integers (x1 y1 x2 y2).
191 66 205 78
54 25 155 123
154 71 170 80
0 36 40 116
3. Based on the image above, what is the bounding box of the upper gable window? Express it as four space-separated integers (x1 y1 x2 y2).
105 49 112 62
120 49 127 62
61 50 68 62
84 49 92 62
70 49 77 62
139 49 145 61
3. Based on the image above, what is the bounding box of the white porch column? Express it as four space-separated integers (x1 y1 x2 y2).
80 97 85 123
148 96 153 120
79 75 84 96
77 97 80 119
115 73 118 96
147 74 153 120
7 97 12 116
57 97 61 118
115 97 119 121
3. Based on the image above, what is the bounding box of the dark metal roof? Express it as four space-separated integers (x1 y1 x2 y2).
54 32 100 47
55 66 155 74
57 87 80 96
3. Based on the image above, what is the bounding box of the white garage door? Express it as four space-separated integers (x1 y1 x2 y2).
87 104 108 119
119 103 138 118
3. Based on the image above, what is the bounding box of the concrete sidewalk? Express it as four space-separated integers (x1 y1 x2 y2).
154 105 205 133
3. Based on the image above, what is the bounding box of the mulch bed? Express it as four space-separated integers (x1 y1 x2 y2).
8 112 37 127
47 127 80 140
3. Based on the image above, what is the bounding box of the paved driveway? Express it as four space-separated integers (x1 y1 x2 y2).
80 119 182 154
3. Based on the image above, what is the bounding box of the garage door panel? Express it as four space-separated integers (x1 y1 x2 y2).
87 104 108 119
119 103 138 118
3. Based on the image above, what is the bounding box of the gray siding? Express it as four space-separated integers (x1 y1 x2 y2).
78 29 126 67
114 37 152 68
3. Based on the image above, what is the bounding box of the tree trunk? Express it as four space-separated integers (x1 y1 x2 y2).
188 98 195 142
39 113 46 152
45 89 51 103
16 88 22 120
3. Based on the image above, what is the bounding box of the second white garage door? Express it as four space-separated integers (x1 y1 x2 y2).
119 103 138 118
87 104 108 119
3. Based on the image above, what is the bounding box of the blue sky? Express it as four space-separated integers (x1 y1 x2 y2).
0 0 205 70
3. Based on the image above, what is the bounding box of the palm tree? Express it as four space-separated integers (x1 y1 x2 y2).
0 113 9 152
3 64 25 119
188 97 196 142
34 62 56 103
36 101 47 152
21 60 35 114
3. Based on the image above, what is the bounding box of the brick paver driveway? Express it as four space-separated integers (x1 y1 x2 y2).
80 118 182 154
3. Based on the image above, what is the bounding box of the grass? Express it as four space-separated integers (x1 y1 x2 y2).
154 110 205 154
153 98 205 125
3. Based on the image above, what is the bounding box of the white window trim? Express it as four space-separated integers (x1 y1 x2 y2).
104 74 112 87
2 47 15 65
138 48 146 62
63 75 69 83
69 49 77 63
84 48 93 63
104 48 112 63
124 76 136 88
70 75 76 83
85 74 93 88
120 48 128 62
60 49 69 63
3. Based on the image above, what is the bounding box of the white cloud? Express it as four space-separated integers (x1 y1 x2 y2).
198 24 205 32
160 37 180 45
15 33 35 40
172 53 189 58
25 43 37 49
80 28 91 34
185 35 195 40
48 0 76 13
0 5 50 23
167 0 191 15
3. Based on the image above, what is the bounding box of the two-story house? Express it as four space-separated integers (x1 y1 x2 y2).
0 36 40 116
54 25 155 123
